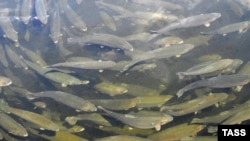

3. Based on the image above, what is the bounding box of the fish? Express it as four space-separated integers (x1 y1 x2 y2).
20 0 33 24
136 95 173 108
0 75 12 87
0 112 28 137
0 99 59 132
0 8 19 44
67 33 134 51
131 0 182 11
153 36 184 47
152 13 221 34
94 81 128 97
32 101 47 109
122 44 194 72
97 106 173 131
59 0 87 31
176 59 235 79
49 0 61 44
222 108 250 125
201 21 250 35
20 56 89 87
161 93 228 116
95 1 132 15
27 91 97 112
191 100 250 124
148 123 205 141
46 60 116 70
95 135 152 141
99 10 117 31
20 46 47 66
65 113 112 126
5 45 28 69
35 0 48 24
176 74 250 98
90 98 139 110
0 44 8 68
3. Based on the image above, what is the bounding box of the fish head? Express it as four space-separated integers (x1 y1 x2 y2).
80 103 97 112
160 114 173 125
0 76 12 87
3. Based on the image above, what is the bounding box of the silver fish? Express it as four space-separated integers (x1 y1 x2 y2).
67 33 134 51
176 59 235 79
20 0 33 24
122 44 194 72
161 93 228 116
0 99 59 132
49 0 61 44
201 21 250 35
176 74 250 98
59 0 87 31
153 13 221 34
27 91 97 112
98 106 173 131
35 0 48 24
0 112 28 137
47 60 116 70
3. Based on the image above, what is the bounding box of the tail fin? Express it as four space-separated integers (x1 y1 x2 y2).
176 72 186 79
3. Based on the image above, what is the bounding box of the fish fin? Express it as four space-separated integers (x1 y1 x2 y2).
65 117 77 125
233 85 243 92
128 127 133 130
176 72 185 79
75 109 81 112
149 30 159 34
204 23 210 27
176 90 184 98
155 124 161 131
214 103 219 108
175 54 181 58
239 28 248 34
26 93 36 100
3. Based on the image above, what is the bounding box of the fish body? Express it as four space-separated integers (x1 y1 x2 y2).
191 100 250 124
20 0 33 24
98 106 173 131
35 0 48 24
161 93 228 116
154 13 221 34
47 60 116 70
65 113 112 126
67 33 134 51
122 44 194 72
27 91 97 112
0 112 28 137
177 74 250 97
0 99 59 132
177 59 235 79
0 76 12 87
201 21 250 35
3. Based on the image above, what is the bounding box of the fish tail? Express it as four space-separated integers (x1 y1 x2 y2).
176 72 186 79
65 117 77 125
97 106 104 110
26 93 36 100
176 90 184 98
